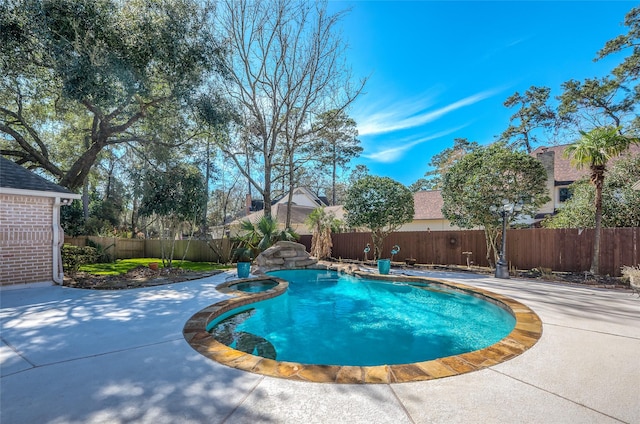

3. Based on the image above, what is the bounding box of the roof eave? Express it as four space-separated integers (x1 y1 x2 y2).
0 187 81 200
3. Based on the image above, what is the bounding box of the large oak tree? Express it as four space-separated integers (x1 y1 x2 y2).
0 0 221 190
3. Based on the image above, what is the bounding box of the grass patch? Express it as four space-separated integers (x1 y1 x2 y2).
80 258 231 276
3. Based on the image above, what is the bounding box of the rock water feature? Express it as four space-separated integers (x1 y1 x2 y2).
253 241 318 274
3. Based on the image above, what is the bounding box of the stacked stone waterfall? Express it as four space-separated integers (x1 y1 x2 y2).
254 241 318 274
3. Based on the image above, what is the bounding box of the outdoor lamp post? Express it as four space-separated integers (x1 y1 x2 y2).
490 199 523 279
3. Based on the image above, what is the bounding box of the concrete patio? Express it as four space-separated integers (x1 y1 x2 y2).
1 270 638 423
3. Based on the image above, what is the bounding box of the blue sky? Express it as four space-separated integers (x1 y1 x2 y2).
328 1 636 186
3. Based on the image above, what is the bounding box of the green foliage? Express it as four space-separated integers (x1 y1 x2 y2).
62 244 98 275
308 109 362 205
60 201 85 236
348 164 370 186
139 164 207 223
596 6 640 83
84 197 122 236
564 127 638 171
0 0 221 189
344 175 414 259
544 155 640 228
499 86 556 153
233 216 299 262
558 77 637 137
442 143 550 229
139 163 207 267
562 126 639 274
421 138 479 190
441 142 550 265
85 238 115 263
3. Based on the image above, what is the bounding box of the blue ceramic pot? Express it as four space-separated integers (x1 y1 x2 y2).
377 259 391 275
237 262 251 278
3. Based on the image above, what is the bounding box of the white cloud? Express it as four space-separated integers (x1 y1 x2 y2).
363 126 467 163
356 89 498 137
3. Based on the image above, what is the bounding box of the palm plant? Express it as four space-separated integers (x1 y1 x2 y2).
305 207 335 260
564 126 639 274
233 216 298 262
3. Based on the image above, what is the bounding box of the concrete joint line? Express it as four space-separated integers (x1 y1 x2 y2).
1 337 184 378
545 322 640 341
388 384 417 424
489 368 629 423
1 336 36 369
220 375 265 424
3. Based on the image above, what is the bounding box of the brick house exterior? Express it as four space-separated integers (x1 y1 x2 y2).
0 157 80 288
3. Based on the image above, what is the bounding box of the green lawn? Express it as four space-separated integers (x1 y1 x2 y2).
80 258 231 276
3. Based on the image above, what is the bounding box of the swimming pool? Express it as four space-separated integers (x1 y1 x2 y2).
183 267 542 383
207 269 515 367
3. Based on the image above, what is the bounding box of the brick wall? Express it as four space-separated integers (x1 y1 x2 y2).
0 194 54 286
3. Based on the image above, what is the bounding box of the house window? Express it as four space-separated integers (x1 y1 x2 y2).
559 187 571 202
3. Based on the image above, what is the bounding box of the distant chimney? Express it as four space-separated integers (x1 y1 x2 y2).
246 194 252 216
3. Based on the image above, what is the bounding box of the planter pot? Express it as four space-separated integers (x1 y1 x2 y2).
237 262 251 278
377 259 391 275
148 262 159 271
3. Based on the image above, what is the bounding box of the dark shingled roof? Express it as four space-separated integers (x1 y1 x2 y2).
0 156 74 195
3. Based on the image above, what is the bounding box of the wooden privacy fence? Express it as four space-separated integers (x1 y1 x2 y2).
301 227 639 276
64 236 230 263
67 227 639 276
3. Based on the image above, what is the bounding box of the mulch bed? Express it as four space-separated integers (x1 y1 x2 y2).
64 266 223 290
347 260 631 290
64 262 631 291
409 264 631 290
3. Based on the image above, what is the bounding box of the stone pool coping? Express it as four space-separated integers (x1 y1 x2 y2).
182 267 543 384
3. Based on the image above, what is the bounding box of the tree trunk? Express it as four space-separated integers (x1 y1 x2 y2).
201 140 211 237
371 230 385 260
130 197 138 238
263 166 272 219
590 172 604 275
82 177 90 220
331 143 337 206
285 153 295 228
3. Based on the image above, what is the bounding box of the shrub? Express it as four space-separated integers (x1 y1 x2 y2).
62 245 98 275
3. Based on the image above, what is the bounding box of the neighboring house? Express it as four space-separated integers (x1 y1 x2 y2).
272 187 329 208
398 190 466 232
531 144 640 217
0 157 80 288
402 144 640 231
222 187 331 237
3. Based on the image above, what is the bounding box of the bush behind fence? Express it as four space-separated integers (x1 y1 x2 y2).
66 227 638 276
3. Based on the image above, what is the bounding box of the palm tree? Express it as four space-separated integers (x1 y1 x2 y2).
564 126 639 274
234 216 298 261
305 207 335 259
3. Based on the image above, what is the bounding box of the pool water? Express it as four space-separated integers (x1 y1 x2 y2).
208 269 515 367
232 280 278 293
